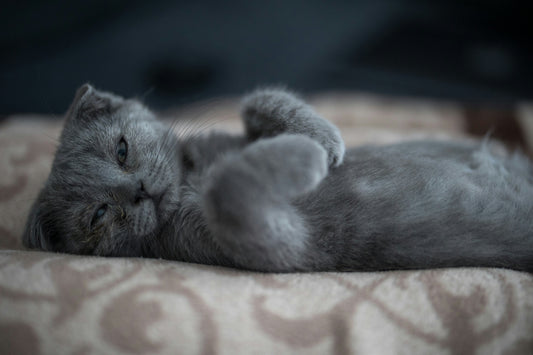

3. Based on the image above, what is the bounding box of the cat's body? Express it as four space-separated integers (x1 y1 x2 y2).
23 85 533 272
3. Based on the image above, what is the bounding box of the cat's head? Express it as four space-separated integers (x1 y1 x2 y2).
23 84 181 256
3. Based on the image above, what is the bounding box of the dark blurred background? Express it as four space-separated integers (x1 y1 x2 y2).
1 0 532 115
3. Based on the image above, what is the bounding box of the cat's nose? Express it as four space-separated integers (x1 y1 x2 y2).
133 181 150 204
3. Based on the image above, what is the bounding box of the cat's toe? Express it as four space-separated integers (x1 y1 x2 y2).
317 127 345 168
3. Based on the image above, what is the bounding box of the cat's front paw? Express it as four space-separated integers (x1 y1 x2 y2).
312 123 345 168
242 88 345 168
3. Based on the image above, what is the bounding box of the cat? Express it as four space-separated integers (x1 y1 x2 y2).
23 84 533 272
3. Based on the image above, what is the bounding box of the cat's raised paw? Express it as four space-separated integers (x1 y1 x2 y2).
242 88 345 168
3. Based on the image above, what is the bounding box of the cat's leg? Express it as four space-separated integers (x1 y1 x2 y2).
241 88 345 167
202 134 328 272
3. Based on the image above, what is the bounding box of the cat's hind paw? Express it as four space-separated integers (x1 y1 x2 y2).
242 134 328 197
207 134 328 201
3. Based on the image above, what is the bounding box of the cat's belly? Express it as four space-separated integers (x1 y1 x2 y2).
315 140 531 216
295 140 533 270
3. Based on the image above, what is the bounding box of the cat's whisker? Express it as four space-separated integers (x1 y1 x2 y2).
187 118 226 140
154 115 181 163
174 97 229 128
176 111 232 143
173 98 233 140
176 118 200 140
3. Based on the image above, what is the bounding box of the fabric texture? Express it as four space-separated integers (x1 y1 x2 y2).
1 93 532 355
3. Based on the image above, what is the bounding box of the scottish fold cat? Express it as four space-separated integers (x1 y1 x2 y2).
23 85 533 272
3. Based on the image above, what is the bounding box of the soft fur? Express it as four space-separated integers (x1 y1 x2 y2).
23 85 533 272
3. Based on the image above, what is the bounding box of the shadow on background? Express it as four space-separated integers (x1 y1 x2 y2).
1 0 531 115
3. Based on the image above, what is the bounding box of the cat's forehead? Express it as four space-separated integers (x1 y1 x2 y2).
62 107 160 153
63 101 145 134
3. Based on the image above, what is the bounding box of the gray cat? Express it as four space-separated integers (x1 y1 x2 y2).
23 84 533 272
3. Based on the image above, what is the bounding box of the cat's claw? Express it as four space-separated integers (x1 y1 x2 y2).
313 124 345 168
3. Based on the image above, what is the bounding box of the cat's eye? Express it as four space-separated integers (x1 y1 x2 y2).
91 204 108 226
116 137 128 165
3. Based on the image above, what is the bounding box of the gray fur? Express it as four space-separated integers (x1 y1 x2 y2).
23 84 533 272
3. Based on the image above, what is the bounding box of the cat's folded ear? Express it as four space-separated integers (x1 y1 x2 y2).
65 83 124 123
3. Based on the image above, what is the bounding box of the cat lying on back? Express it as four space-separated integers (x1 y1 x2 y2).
23 84 533 272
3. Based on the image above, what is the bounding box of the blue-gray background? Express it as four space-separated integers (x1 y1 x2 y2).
1 0 531 115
